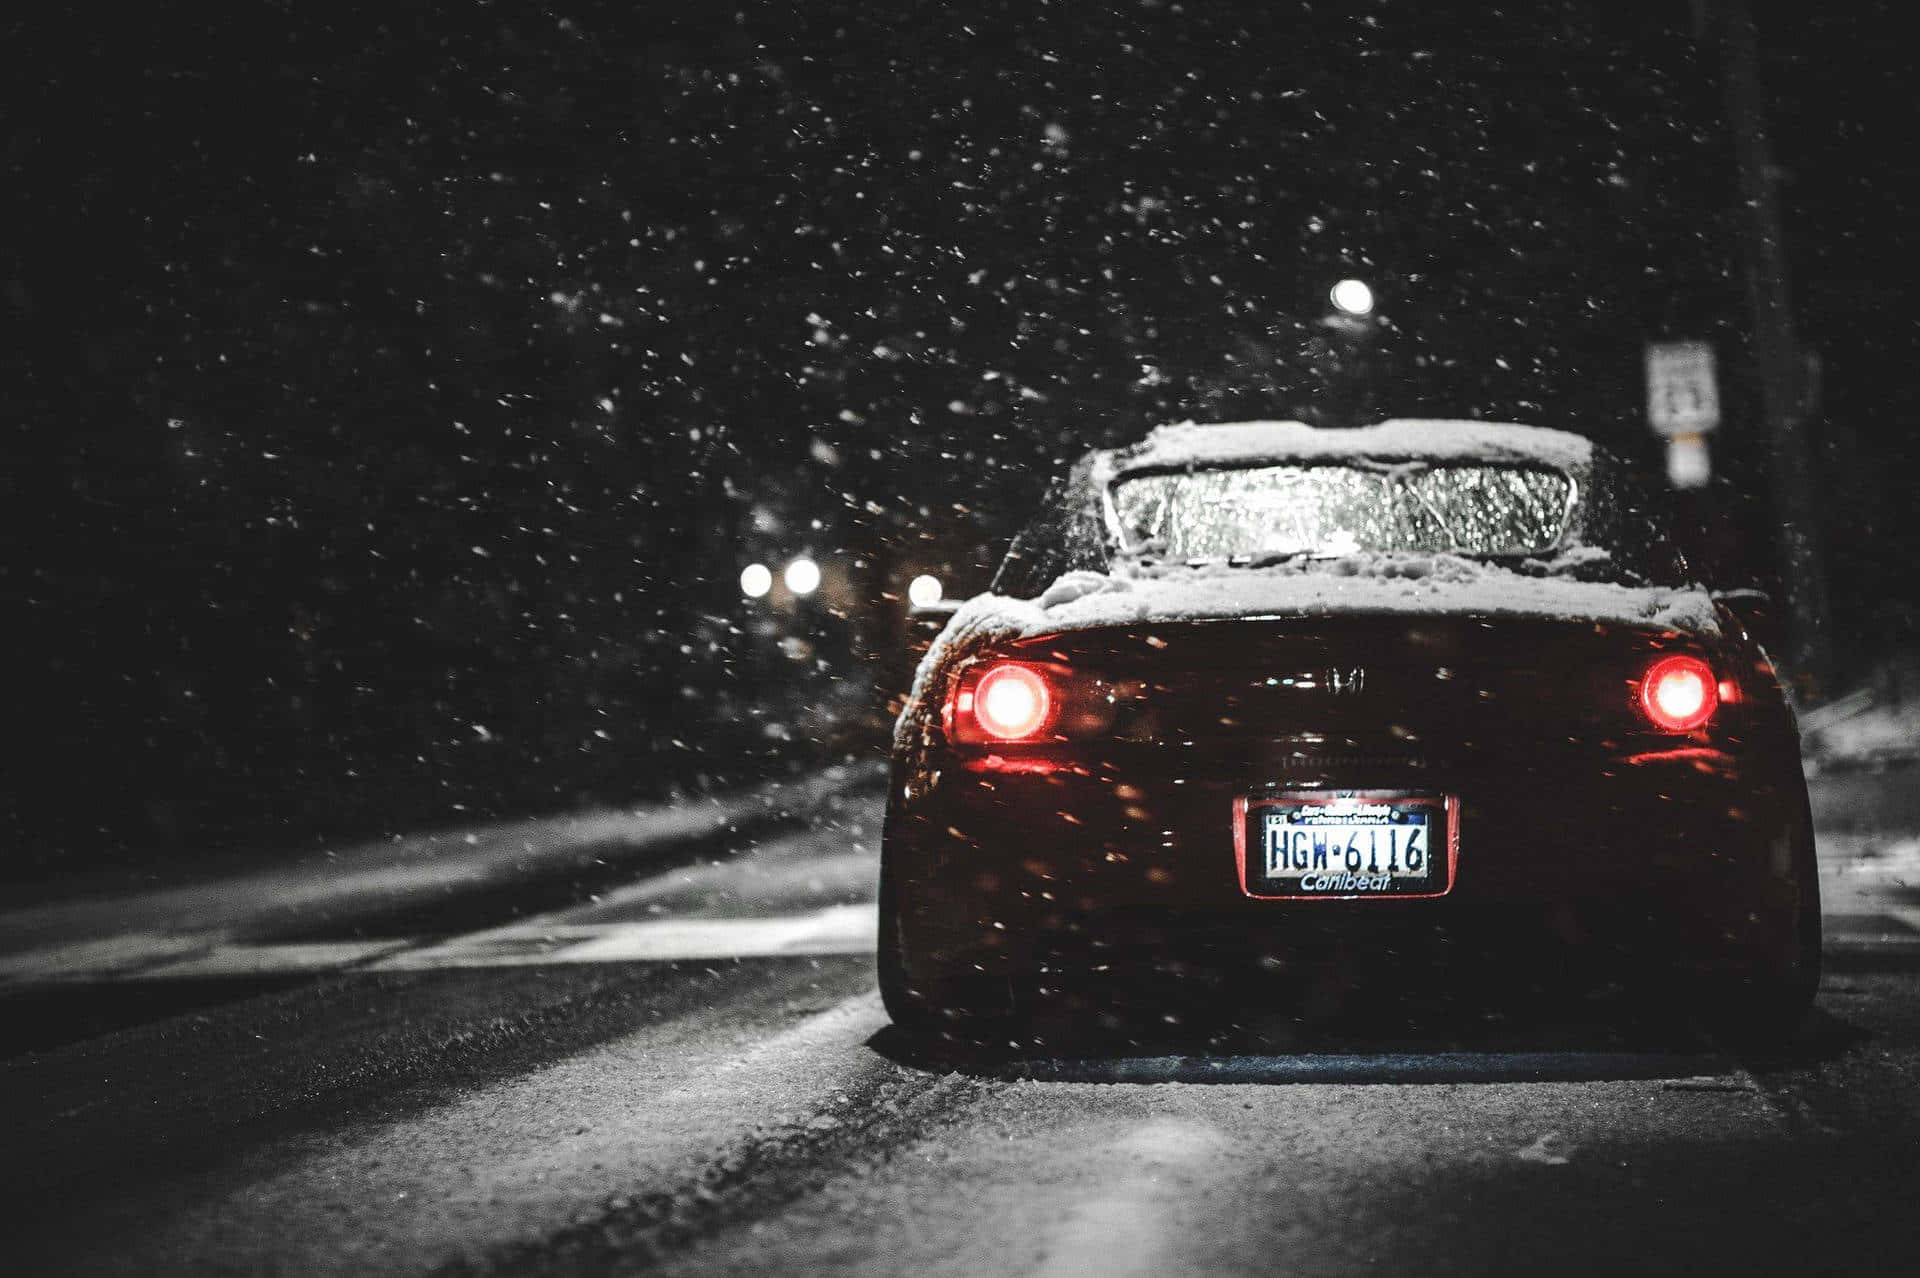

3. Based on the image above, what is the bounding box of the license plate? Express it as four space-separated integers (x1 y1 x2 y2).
1235 791 1457 899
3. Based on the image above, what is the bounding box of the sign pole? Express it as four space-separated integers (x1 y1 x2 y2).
1713 0 1832 693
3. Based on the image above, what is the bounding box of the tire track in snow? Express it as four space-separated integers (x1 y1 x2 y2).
442 999 986 1277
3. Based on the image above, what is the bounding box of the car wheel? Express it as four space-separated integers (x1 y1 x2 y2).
876 885 937 1033
877 883 1018 1037
879 941 1022 1041
1710 820 1822 1048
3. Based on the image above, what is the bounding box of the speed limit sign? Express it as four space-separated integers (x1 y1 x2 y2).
1646 340 1721 437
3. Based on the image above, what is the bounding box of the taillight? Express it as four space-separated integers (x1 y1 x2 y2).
1639 654 1717 732
967 662 1055 741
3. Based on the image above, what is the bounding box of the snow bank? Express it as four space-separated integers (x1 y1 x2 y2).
1110 419 1595 474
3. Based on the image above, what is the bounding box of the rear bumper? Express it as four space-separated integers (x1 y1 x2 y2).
885 745 1809 981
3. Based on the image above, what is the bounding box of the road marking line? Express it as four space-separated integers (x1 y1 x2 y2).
0 904 879 985
379 904 876 970
1820 911 1920 949
1885 906 1920 936
0 907 878 985
0 932 223 985
133 939 416 980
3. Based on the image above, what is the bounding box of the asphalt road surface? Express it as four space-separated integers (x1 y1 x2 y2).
6 777 1920 1276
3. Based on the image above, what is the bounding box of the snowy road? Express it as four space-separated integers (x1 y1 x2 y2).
6 780 1920 1276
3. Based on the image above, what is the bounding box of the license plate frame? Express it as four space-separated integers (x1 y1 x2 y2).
1234 790 1459 900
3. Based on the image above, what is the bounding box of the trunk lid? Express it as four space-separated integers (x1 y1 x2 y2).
993 614 1723 762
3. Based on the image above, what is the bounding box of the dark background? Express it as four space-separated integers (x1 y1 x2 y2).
3 1 1913 875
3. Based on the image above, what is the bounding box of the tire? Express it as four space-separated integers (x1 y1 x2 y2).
1710 816 1822 1048
876 786 929 1031
877 814 1016 1037
875 872 936 1033
878 797 970 1036
880 935 1024 1042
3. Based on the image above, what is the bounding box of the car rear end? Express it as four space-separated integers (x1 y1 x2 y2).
881 611 1815 1024
882 422 1818 1033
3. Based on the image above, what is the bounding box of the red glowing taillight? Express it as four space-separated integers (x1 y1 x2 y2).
1639 654 1718 732
965 662 1055 741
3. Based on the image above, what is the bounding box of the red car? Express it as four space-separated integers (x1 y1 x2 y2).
881 420 1819 1041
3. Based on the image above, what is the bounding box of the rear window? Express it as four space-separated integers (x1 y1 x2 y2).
1110 463 1573 559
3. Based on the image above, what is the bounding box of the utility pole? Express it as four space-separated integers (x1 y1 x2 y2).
1712 0 1832 694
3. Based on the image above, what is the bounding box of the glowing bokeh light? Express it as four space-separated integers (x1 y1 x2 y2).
1329 278 1375 316
907 574 943 607
784 557 821 595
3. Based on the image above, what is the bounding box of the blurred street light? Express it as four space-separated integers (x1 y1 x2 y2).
739 562 773 598
1329 278 1375 317
784 556 821 596
907 573 943 607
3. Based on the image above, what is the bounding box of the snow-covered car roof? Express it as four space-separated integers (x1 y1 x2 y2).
1104 418 1595 475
